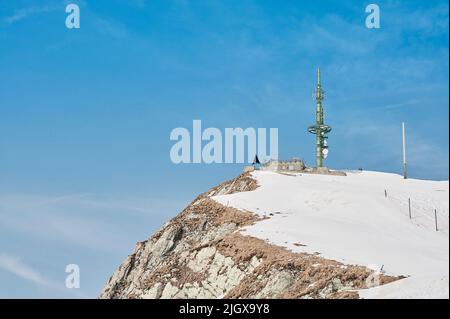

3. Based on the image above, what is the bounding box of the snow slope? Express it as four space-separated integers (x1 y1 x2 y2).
213 170 449 299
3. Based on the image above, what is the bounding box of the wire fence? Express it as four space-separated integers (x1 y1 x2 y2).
383 189 449 232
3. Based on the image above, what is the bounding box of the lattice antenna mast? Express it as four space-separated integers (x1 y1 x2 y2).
308 67 332 168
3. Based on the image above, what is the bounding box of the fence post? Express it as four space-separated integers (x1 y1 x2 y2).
384 189 387 198
408 198 411 219
434 209 438 231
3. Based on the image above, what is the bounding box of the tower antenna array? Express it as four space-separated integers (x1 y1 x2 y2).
308 67 332 168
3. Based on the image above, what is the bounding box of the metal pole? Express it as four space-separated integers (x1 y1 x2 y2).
402 122 407 179
435 209 438 231
408 198 411 219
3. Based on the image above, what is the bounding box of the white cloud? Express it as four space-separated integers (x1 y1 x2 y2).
2 1 88 26
3 5 52 25
0 254 50 286
93 16 128 38
0 193 182 297
0 254 90 298
0 193 182 253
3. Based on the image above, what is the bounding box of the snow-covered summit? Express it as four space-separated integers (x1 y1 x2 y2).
101 170 448 299
213 170 449 298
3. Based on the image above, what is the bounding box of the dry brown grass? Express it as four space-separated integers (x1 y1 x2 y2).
216 233 402 299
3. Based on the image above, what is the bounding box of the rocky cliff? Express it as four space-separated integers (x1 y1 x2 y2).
100 173 398 299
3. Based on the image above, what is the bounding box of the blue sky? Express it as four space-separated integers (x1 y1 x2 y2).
0 0 448 298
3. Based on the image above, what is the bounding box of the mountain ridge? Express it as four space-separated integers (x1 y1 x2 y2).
99 171 421 299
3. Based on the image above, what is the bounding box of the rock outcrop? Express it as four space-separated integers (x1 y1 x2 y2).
100 173 398 299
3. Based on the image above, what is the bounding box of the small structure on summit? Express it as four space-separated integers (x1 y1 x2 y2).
261 158 305 172
245 157 306 173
